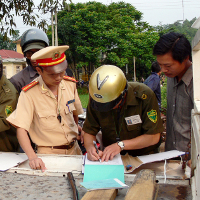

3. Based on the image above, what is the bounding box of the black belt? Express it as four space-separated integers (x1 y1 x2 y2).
38 139 77 150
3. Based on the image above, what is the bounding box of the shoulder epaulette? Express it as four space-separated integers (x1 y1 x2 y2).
22 81 39 92
63 75 77 83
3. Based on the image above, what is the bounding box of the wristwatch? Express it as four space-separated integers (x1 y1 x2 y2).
117 141 125 151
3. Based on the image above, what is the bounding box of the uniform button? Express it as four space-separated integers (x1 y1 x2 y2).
134 92 137 95
173 105 175 107
173 142 175 144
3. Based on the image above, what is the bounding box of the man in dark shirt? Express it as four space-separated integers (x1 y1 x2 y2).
10 28 49 93
153 32 193 161
144 61 162 111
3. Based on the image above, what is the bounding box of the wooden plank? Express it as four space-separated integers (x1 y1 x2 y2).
81 189 118 200
125 169 157 200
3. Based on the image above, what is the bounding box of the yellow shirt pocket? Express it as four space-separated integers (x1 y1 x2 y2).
64 103 76 128
37 111 57 130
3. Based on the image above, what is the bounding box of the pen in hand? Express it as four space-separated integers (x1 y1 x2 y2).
93 140 101 162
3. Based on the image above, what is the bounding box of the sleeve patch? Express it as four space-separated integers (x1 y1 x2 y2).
5 105 13 117
147 109 157 123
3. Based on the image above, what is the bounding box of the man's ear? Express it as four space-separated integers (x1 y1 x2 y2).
36 67 42 75
184 55 190 62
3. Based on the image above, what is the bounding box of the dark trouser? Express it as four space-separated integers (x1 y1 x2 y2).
0 129 19 152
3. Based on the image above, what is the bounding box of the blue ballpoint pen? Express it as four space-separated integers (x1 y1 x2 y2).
93 140 101 162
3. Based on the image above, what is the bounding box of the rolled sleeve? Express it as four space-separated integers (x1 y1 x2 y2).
6 91 34 132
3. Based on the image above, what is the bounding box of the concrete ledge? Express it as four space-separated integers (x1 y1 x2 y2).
192 29 200 50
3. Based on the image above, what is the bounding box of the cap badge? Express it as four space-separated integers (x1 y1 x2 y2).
97 73 109 90
53 52 61 60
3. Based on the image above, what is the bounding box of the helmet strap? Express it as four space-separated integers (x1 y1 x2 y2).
118 84 128 109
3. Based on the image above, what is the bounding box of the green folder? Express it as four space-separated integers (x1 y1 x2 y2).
83 154 125 183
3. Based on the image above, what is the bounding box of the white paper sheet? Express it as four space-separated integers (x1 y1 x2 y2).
84 153 123 165
138 150 185 164
0 152 28 171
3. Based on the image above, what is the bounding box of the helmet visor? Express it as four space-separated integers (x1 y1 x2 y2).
90 92 124 112
24 42 46 53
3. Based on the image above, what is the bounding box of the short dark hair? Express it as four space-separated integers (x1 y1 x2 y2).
36 65 44 72
151 61 161 73
153 32 192 63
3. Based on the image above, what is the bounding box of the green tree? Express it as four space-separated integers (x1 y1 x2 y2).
154 18 198 43
56 1 159 80
0 0 37 38
0 30 20 50
0 0 68 38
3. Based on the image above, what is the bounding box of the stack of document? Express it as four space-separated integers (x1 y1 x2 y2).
82 153 127 190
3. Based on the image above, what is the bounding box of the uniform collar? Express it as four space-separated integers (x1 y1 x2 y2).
181 65 193 87
38 76 65 96
38 75 48 94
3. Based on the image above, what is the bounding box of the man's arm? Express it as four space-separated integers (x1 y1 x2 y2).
73 114 78 125
73 114 84 143
9 76 22 93
83 131 103 161
101 133 161 162
17 127 46 172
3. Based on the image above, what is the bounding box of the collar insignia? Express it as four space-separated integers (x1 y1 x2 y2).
42 84 48 91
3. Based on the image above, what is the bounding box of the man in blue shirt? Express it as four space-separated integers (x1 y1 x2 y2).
144 61 162 111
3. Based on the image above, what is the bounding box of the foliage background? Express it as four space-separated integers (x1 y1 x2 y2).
0 0 198 112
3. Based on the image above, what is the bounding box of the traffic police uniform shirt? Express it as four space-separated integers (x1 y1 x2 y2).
83 82 164 157
7 75 83 147
0 75 19 152
7 45 83 151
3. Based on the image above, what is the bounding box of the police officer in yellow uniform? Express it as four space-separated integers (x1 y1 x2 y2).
83 65 164 162
7 46 83 171
0 56 19 152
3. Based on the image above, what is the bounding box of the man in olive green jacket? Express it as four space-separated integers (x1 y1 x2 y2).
0 56 19 152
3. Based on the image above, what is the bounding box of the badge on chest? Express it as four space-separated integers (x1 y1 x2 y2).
125 115 142 125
